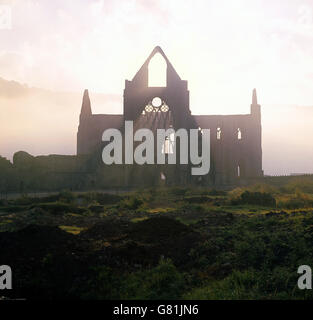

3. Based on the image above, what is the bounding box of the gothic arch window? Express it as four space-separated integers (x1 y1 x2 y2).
237 165 240 177
237 128 242 140
162 132 174 154
148 53 167 87
217 127 222 140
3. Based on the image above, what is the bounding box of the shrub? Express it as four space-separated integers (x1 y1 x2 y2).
179 203 205 213
231 191 276 207
77 266 122 299
35 202 85 215
207 189 227 196
183 268 309 300
228 187 245 202
82 192 122 205
119 196 143 210
80 258 185 299
184 196 212 204
15 195 33 205
247 183 279 194
169 187 188 197
59 190 75 203
122 258 185 299
88 204 104 213
277 191 313 209
183 270 262 300
285 177 313 194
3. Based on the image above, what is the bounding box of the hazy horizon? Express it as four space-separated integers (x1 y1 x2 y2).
1 76 313 176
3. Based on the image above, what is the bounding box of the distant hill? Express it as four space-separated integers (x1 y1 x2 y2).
0 77 122 161
0 77 31 98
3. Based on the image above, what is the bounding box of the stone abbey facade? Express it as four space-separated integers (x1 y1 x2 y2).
77 47 263 186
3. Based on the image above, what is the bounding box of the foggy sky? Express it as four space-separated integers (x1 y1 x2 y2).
0 0 313 175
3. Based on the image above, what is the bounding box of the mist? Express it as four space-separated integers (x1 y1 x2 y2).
1 77 312 176
0 77 122 161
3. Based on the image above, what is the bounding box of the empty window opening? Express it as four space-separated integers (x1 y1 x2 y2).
148 53 167 87
162 132 174 154
152 97 162 107
237 165 240 177
217 127 222 140
237 128 242 140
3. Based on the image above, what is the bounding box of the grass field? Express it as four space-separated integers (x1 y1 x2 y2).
0 179 313 299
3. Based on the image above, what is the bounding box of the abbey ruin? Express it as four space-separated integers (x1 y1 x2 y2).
0 47 263 192
77 46 263 187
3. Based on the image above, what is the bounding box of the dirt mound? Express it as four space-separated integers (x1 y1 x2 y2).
125 217 202 267
0 224 75 263
128 216 193 243
193 212 234 228
79 217 203 268
0 225 91 299
79 218 129 240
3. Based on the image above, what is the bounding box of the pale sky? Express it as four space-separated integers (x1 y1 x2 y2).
1 0 313 113
1 0 313 174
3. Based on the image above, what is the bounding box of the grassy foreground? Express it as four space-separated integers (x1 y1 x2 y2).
1 178 313 299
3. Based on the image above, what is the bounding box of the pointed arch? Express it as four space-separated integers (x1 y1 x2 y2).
148 52 167 87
